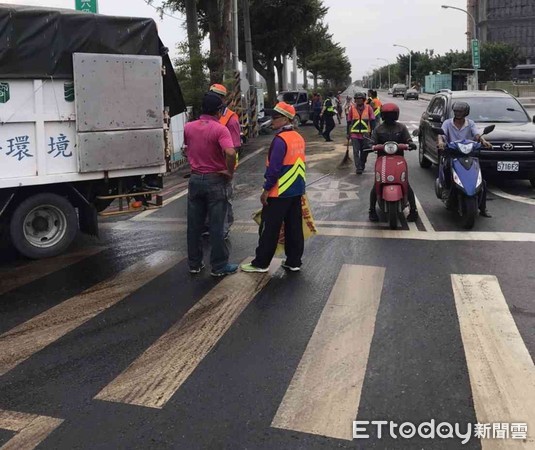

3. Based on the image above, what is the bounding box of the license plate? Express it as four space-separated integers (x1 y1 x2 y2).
497 161 519 172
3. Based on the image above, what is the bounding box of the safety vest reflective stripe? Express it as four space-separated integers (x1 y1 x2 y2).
373 99 382 117
278 157 305 195
267 130 306 198
323 99 335 113
350 105 371 134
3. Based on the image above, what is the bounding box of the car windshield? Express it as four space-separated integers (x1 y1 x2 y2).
278 92 298 104
455 97 529 123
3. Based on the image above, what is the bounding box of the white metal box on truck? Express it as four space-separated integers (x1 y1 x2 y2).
0 4 186 259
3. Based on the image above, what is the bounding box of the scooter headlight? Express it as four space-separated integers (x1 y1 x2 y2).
457 143 474 155
476 170 482 188
384 142 398 155
453 170 464 188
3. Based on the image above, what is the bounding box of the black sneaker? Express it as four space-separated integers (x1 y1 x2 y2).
369 209 379 222
480 209 492 218
189 263 205 274
406 210 419 222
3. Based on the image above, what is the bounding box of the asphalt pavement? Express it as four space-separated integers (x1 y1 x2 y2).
0 97 534 449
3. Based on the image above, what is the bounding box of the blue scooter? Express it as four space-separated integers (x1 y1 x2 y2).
435 125 494 229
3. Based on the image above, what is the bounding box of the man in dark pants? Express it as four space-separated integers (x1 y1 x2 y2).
241 102 306 273
312 93 323 135
320 92 336 142
184 93 238 277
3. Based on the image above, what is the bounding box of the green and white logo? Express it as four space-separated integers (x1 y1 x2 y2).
64 82 75 102
0 82 10 104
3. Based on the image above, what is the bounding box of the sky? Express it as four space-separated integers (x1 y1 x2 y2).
3 0 470 82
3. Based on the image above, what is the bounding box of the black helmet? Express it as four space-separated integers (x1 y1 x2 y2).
381 103 400 123
354 92 366 100
452 101 470 117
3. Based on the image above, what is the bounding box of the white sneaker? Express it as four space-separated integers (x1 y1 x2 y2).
281 260 301 272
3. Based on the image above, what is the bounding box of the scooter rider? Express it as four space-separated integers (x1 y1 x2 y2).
368 103 418 222
437 102 492 217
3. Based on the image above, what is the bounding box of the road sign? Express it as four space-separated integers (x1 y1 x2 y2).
75 0 98 14
471 39 480 69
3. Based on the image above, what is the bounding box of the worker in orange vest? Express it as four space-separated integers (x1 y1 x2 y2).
241 102 306 273
203 83 241 238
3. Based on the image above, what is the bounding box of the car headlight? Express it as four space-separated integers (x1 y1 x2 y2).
384 142 398 155
453 170 464 188
457 143 474 155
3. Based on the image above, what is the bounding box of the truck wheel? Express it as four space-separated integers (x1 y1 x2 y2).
9 193 78 259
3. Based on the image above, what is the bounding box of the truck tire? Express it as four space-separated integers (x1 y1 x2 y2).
9 193 78 259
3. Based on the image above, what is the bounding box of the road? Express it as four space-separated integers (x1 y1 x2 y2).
0 95 534 449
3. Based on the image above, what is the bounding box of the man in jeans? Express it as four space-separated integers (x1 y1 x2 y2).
184 93 238 277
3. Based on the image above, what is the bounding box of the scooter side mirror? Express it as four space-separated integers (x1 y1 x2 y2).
482 125 495 135
412 129 419 137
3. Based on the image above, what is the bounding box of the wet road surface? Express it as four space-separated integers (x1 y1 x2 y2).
0 95 534 449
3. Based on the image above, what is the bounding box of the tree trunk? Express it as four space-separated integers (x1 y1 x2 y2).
205 0 232 84
274 55 284 92
302 64 308 89
185 0 204 116
255 59 276 106
312 72 318 90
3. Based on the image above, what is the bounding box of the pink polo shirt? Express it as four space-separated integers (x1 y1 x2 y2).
226 113 242 148
184 114 234 174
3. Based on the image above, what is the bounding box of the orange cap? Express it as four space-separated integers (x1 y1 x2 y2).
273 102 296 120
210 84 227 96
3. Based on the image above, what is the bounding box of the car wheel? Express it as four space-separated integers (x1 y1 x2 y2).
293 115 301 128
419 138 432 168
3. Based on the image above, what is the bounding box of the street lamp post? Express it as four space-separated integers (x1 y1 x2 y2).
372 65 380 90
393 44 412 88
442 4 479 90
377 58 390 89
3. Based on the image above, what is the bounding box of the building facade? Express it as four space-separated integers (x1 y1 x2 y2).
468 0 535 64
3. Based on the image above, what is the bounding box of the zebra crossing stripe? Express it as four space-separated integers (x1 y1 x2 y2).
0 247 105 296
451 275 535 447
0 409 63 450
0 251 182 377
95 258 282 409
271 264 385 441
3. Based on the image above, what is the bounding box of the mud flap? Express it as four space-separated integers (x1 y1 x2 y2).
79 203 99 237
382 184 403 202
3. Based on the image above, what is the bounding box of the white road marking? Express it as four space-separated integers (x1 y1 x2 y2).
131 147 266 221
451 275 535 448
101 221 535 242
0 247 105 296
0 409 63 450
0 251 183 377
488 187 535 206
95 258 281 409
272 265 385 441
413 194 435 232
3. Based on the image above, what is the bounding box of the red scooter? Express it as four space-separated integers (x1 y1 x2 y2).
371 141 416 229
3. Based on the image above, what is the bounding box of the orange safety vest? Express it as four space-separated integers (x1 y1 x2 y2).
372 98 382 117
220 108 240 168
266 130 306 198
350 104 372 134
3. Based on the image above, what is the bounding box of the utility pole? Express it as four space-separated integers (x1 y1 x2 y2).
292 47 298 90
282 55 288 91
185 0 203 116
242 0 255 86
232 0 239 71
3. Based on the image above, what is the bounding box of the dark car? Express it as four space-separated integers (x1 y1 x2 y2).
418 90 535 186
392 84 407 97
404 88 419 100
277 90 312 125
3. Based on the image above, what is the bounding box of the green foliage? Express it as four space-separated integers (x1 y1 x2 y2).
376 42 520 87
173 40 209 118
